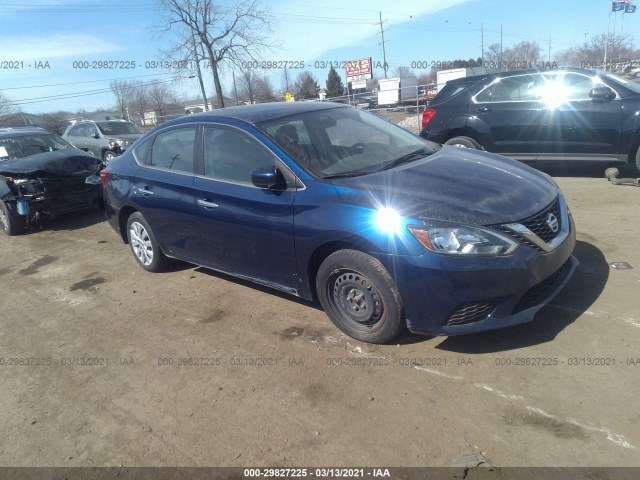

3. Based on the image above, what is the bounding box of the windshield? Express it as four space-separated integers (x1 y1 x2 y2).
97 122 144 135
0 133 75 161
599 71 640 94
258 107 437 177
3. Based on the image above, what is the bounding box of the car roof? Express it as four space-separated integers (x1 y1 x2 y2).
0 127 52 139
445 67 600 86
172 101 348 126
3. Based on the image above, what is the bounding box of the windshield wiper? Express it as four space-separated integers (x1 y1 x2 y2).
321 171 371 179
379 149 432 171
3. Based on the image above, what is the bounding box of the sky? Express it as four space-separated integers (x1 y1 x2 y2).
0 0 637 114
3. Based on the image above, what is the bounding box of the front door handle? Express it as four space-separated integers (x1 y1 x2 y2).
197 199 219 209
476 106 492 112
138 187 154 196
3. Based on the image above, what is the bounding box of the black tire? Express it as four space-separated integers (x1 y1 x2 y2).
125 212 168 272
444 136 482 149
316 249 405 344
103 150 117 164
0 201 26 236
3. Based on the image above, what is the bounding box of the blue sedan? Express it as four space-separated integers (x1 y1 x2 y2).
101 102 577 343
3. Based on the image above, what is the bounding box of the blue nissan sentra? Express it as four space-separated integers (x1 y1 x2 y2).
101 102 577 344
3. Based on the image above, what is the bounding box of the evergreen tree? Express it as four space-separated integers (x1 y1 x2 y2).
325 66 344 98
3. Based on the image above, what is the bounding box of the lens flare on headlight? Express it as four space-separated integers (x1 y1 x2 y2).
375 207 402 234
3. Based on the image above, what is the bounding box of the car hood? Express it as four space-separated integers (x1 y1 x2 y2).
111 134 142 142
0 149 101 178
330 146 559 226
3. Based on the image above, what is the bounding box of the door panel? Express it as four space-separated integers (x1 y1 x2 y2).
132 126 199 258
192 125 298 290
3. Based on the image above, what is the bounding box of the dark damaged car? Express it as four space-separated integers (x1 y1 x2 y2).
0 127 104 235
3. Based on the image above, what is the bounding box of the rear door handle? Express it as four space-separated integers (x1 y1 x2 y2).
197 199 219 209
476 106 492 112
138 186 154 196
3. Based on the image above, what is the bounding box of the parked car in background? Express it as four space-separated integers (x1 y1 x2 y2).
0 127 103 235
102 102 576 344
420 67 640 172
62 120 144 164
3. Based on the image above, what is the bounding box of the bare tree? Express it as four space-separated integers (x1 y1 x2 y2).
40 111 72 135
110 80 134 119
238 68 258 103
255 75 275 102
0 91 16 117
392 66 416 78
484 43 502 71
130 81 151 126
160 0 275 108
503 41 542 66
557 33 638 67
148 80 176 124
281 67 292 94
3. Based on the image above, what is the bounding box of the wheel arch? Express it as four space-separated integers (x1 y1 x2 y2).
305 239 378 301
118 205 138 243
444 128 484 148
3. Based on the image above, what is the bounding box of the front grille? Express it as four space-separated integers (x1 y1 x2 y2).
520 197 561 243
495 197 562 251
511 259 573 314
445 301 496 326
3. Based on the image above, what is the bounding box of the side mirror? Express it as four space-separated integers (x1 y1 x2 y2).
250 165 286 189
589 86 615 102
92 133 100 139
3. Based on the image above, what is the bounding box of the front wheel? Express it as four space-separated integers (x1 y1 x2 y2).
316 249 405 344
444 136 482 149
126 212 168 272
0 201 25 236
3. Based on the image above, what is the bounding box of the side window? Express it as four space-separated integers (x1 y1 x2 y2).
148 127 196 172
475 75 542 102
68 125 83 137
203 127 274 184
561 74 596 100
133 135 153 164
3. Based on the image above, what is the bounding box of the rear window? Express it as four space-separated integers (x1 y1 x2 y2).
432 82 474 104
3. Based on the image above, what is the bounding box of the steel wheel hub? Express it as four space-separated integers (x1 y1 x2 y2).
331 271 383 325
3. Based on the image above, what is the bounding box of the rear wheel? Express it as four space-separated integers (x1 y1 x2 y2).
444 136 482 149
316 249 405 344
0 201 25 236
103 150 117 164
126 212 168 272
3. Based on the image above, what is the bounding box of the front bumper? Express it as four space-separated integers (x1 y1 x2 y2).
377 215 577 336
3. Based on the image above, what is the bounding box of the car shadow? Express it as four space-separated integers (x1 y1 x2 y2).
432 240 608 353
524 160 638 179
193 266 324 311
21 208 106 235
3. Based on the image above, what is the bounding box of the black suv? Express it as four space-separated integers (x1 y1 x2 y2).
420 67 640 172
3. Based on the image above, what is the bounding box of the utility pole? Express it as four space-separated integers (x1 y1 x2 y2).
379 11 388 79
481 23 484 67
232 71 239 106
548 35 552 63
499 25 503 72
186 0 209 110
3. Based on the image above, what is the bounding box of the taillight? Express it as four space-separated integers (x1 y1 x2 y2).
421 108 436 129
100 169 111 189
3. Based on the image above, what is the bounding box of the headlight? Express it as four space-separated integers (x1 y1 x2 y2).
408 223 518 256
